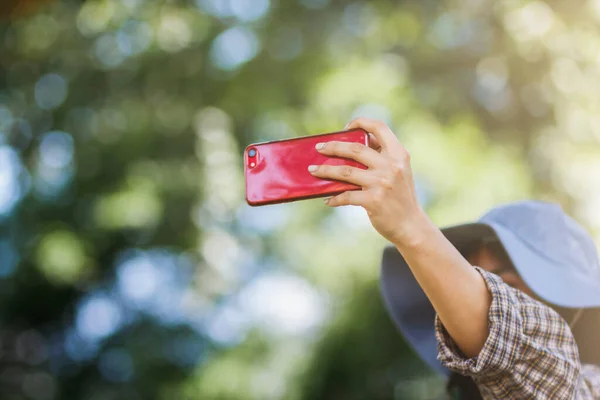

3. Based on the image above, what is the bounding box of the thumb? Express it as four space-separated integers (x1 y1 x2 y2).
367 133 382 152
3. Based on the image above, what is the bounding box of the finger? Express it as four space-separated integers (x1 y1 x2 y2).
325 190 369 207
368 133 382 152
308 164 372 187
315 141 382 168
345 117 398 151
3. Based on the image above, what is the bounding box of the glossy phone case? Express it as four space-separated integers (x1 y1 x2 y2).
245 129 369 206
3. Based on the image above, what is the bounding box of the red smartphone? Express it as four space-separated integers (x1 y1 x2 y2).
244 128 369 206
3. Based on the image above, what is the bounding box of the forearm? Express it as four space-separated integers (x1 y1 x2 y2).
308 118 492 357
393 212 492 358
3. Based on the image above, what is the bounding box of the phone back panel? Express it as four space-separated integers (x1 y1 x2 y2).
245 129 369 206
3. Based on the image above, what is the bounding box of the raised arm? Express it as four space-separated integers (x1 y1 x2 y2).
308 117 491 358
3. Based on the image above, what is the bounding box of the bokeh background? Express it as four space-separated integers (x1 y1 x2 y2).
1 0 600 399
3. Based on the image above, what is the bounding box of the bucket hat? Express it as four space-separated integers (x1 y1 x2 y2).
380 200 600 376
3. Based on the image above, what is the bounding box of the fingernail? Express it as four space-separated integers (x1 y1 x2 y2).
324 198 330 204
308 165 318 172
315 143 325 150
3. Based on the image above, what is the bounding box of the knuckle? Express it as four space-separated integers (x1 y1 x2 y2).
340 166 353 177
371 192 384 207
390 162 405 176
375 120 388 130
352 117 368 127
350 142 363 155
378 176 393 190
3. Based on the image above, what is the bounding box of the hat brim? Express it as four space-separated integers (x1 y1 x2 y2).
380 222 600 376
488 222 600 308
380 245 448 376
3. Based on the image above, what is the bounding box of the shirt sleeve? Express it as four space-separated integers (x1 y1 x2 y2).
435 267 584 399
580 364 600 399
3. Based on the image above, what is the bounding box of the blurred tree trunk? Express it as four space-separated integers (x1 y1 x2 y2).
0 0 55 18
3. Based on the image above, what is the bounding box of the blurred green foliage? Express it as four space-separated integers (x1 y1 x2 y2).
0 0 599 399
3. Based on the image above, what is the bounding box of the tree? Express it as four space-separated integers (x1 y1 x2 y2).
0 0 598 399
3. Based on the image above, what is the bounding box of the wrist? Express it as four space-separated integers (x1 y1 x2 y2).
391 208 436 251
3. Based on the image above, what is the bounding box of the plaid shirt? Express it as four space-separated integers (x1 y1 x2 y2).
435 267 600 399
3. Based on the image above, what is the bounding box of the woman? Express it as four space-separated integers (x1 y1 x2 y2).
309 117 600 398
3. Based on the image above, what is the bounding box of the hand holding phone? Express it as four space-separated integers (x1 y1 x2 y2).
244 128 369 206
246 117 425 249
307 118 424 247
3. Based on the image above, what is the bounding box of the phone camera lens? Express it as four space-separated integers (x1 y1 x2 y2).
248 149 257 157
